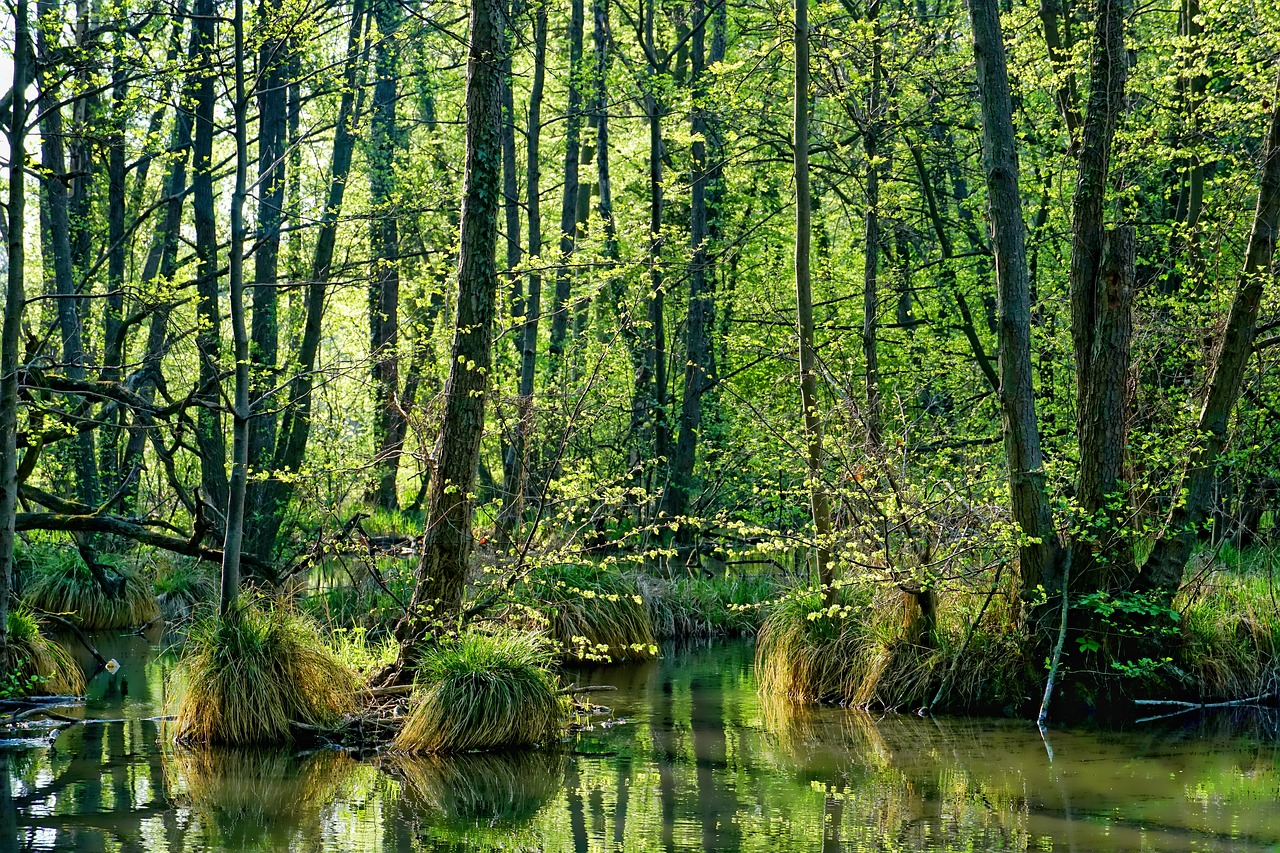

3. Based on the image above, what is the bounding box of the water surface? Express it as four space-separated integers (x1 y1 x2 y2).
6 634 1280 851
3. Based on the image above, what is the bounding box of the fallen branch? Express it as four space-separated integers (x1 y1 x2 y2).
34 611 108 667
1037 552 1072 727
557 684 618 695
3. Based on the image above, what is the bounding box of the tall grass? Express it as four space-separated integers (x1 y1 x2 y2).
1175 568 1280 699
756 577 1027 712
21 545 159 630
641 572 778 639
4 607 84 696
394 630 566 754
172 599 361 745
517 563 656 662
154 558 217 621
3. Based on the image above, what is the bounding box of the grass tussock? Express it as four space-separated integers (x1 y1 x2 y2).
154 558 217 621
4 608 85 696
394 630 566 754
519 563 656 662
171 600 361 745
756 577 1027 712
641 572 778 639
390 750 566 824
21 546 159 630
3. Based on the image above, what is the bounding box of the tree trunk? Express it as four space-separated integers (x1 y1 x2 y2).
548 0 586 366
398 0 505 652
968 0 1062 598
795 0 833 595
1 0 29 664
368 0 406 511
1144 74 1280 595
246 0 291 555
664 0 716 528
1068 0 1131 590
255 0 370 557
497 0 547 545
192 0 229 526
221 0 251 615
643 0 669 499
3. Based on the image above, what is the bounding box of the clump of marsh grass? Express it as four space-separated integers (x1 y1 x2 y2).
394 630 566 754
3 607 85 696
21 545 159 630
171 599 361 745
518 563 656 662
389 750 566 824
154 557 217 621
757 576 1027 712
641 572 778 639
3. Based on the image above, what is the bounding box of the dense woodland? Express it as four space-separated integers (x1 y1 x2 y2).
2 0 1280 732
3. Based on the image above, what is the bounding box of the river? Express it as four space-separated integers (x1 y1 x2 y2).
5 632 1280 851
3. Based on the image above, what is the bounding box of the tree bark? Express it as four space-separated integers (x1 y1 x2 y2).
664 0 716 527
221 0 251 616
549 0 586 366
968 0 1062 597
368 0 406 511
192 0 229 525
862 0 884 449
398 0 505 650
1 0 29 664
497 0 547 545
1068 0 1131 590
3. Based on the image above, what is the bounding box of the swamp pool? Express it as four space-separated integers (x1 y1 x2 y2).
5 635 1280 852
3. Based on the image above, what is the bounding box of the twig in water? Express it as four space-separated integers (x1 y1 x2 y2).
1037 552 1072 728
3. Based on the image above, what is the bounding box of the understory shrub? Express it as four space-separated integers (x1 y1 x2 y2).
640 572 778 639
516 563 656 662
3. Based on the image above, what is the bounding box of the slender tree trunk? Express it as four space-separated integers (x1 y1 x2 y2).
221 0 251 616
644 0 669 496
256 0 370 555
968 0 1062 598
247 0 290 555
1144 74 1280 596
498 0 525 533
664 0 716 528
0 0 29 663
862 0 883 448
397 0 505 656
497 1 547 545
549 0 586 366
795 0 833 595
1069 0 1132 590
192 0 228 525
368 0 406 510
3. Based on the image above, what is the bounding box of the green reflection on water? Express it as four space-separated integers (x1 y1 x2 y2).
7 636 1280 851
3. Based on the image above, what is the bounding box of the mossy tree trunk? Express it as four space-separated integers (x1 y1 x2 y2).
968 0 1063 599
397 0 505 658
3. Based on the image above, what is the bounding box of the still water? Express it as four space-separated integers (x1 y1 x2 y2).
5 633 1280 852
